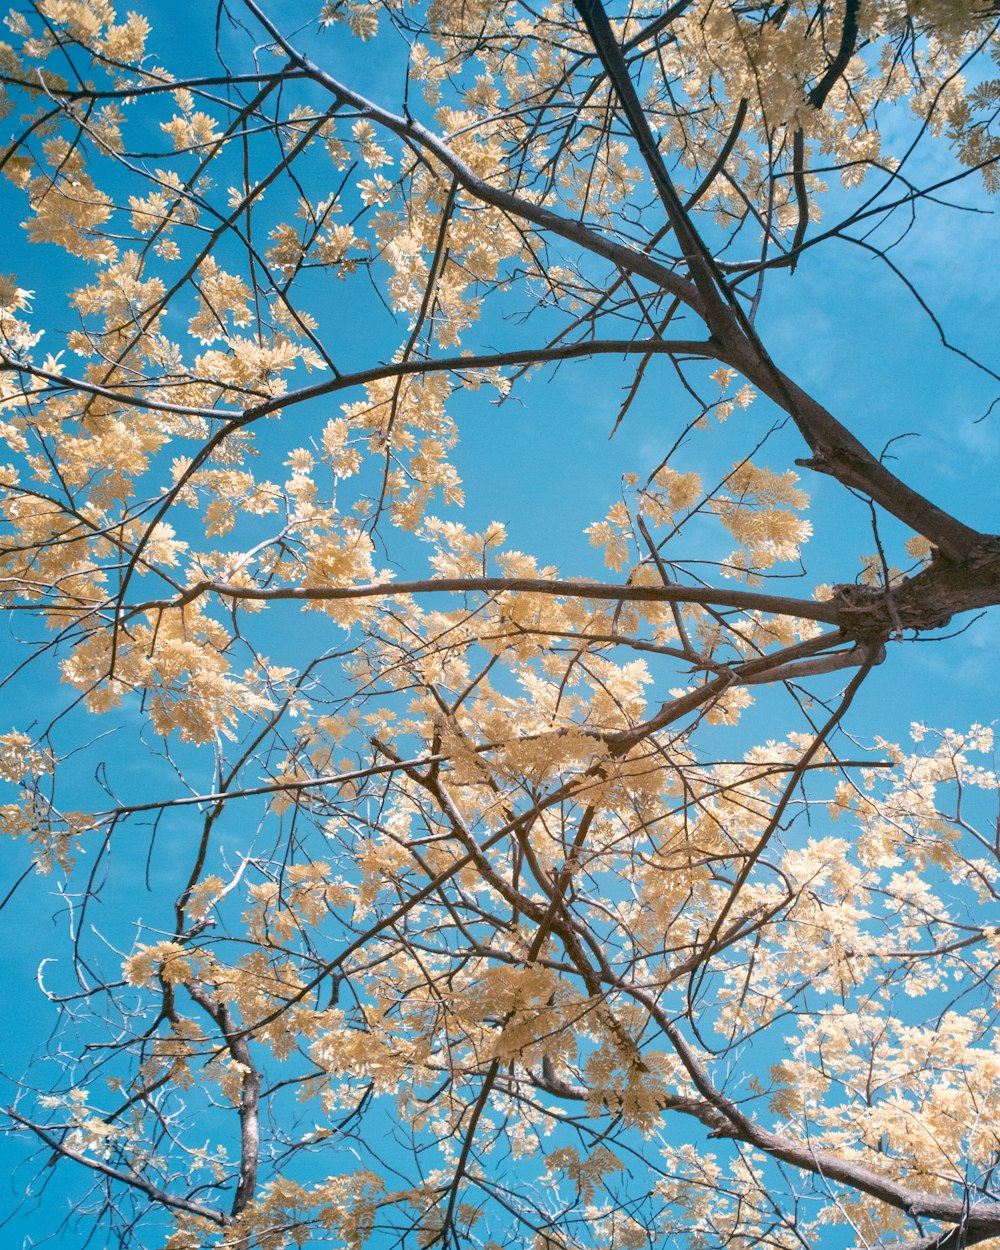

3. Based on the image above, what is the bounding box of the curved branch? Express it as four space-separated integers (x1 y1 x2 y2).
244 336 718 420
5 1108 230 1227
239 0 707 314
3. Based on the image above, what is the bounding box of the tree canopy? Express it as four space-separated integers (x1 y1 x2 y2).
2 0 1000 1247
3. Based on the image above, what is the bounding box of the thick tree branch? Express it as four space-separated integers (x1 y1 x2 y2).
240 0 709 314
5 1108 230 1226
808 0 862 110
617 988 1000 1236
722 343 989 562
573 0 736 336
126 574 843 625
185 982 261 1216
243 337 718 420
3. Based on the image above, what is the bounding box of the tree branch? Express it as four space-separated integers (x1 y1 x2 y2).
126 574 843 625
5 1108 230 1226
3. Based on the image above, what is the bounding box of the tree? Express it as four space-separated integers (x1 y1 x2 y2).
1 0 1000 1245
